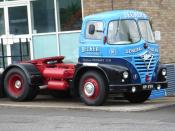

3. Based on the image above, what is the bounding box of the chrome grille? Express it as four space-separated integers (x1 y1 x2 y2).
134 55 159 82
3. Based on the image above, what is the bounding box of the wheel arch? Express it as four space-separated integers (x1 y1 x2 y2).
2 63 43 87
72 65 109 96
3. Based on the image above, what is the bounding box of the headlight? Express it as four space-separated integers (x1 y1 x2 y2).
123 71 129 79
161 69 167 76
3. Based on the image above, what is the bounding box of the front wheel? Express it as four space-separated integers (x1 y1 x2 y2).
79 71 108 106
124 90 151 103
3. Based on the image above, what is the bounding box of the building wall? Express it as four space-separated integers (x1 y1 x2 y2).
83 0 175 64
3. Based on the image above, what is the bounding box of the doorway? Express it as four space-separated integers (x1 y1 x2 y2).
0 1 32 69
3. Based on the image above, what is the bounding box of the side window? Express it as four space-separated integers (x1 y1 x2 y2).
86 21 103 40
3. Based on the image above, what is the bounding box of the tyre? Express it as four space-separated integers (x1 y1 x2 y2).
4 68 38 101
0 74 6 98
79 71 108 106
26 86 39 101
124 90 151 103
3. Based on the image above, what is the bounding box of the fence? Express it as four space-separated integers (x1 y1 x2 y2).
0 38 30 69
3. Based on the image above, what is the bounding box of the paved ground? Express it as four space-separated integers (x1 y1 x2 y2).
0 96 175 131
0 103 175 131
0 96 175 112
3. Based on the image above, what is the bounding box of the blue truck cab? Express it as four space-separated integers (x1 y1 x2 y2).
76 10 167 105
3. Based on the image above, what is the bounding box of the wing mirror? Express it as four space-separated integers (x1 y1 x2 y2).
88 24 95 34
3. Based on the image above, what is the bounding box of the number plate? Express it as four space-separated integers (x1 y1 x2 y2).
142 84 154 90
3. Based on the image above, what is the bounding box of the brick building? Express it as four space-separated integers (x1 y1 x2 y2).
83 0 175 63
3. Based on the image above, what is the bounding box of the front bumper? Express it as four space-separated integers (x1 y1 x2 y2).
109 81 168 93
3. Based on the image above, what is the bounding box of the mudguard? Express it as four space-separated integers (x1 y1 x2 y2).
2 63 43 86
71 63 129 95
98 64 129 84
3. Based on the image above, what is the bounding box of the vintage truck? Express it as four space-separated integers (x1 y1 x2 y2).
0 10 167 106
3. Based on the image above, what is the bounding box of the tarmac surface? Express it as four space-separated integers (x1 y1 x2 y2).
0 96 175 112
0 96 175 131
0 105 175 131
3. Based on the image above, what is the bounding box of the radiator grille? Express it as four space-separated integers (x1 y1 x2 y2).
134 55 159 82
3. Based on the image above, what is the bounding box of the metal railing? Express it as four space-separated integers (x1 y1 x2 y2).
0 38 30 69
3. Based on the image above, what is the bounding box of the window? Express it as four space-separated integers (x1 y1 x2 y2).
57 0 82 31
108 20 140 44
31 0 82 33
10 42 30 63
0 8 5 35
32 0 56 33
8 6 29 35
0 45 7 68
138 20 155 43
86 21 103 40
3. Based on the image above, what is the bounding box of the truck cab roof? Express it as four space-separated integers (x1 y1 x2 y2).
83 10 148 22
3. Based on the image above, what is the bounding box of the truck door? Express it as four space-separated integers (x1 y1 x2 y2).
79 21 104 59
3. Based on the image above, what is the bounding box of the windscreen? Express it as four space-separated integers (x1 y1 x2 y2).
138 20 155 43
108 20 140 44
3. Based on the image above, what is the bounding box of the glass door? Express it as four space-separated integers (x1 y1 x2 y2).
2 1 32 66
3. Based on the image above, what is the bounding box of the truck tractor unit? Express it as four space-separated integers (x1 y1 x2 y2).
0 10 167 106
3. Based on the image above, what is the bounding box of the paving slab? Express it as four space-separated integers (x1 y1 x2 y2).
0 96 175 112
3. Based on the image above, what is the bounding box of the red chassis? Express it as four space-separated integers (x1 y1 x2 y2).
26 56 75 90
0 56 75 101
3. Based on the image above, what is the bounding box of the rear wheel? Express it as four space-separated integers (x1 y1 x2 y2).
0 74 6 98
124 90 151 103
4 68 38 101
79 71 108 106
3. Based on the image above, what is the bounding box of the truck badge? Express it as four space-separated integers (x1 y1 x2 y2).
141 52 153 71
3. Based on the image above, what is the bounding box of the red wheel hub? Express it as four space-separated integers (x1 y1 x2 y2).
7 73 24 97
83 78 100 99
